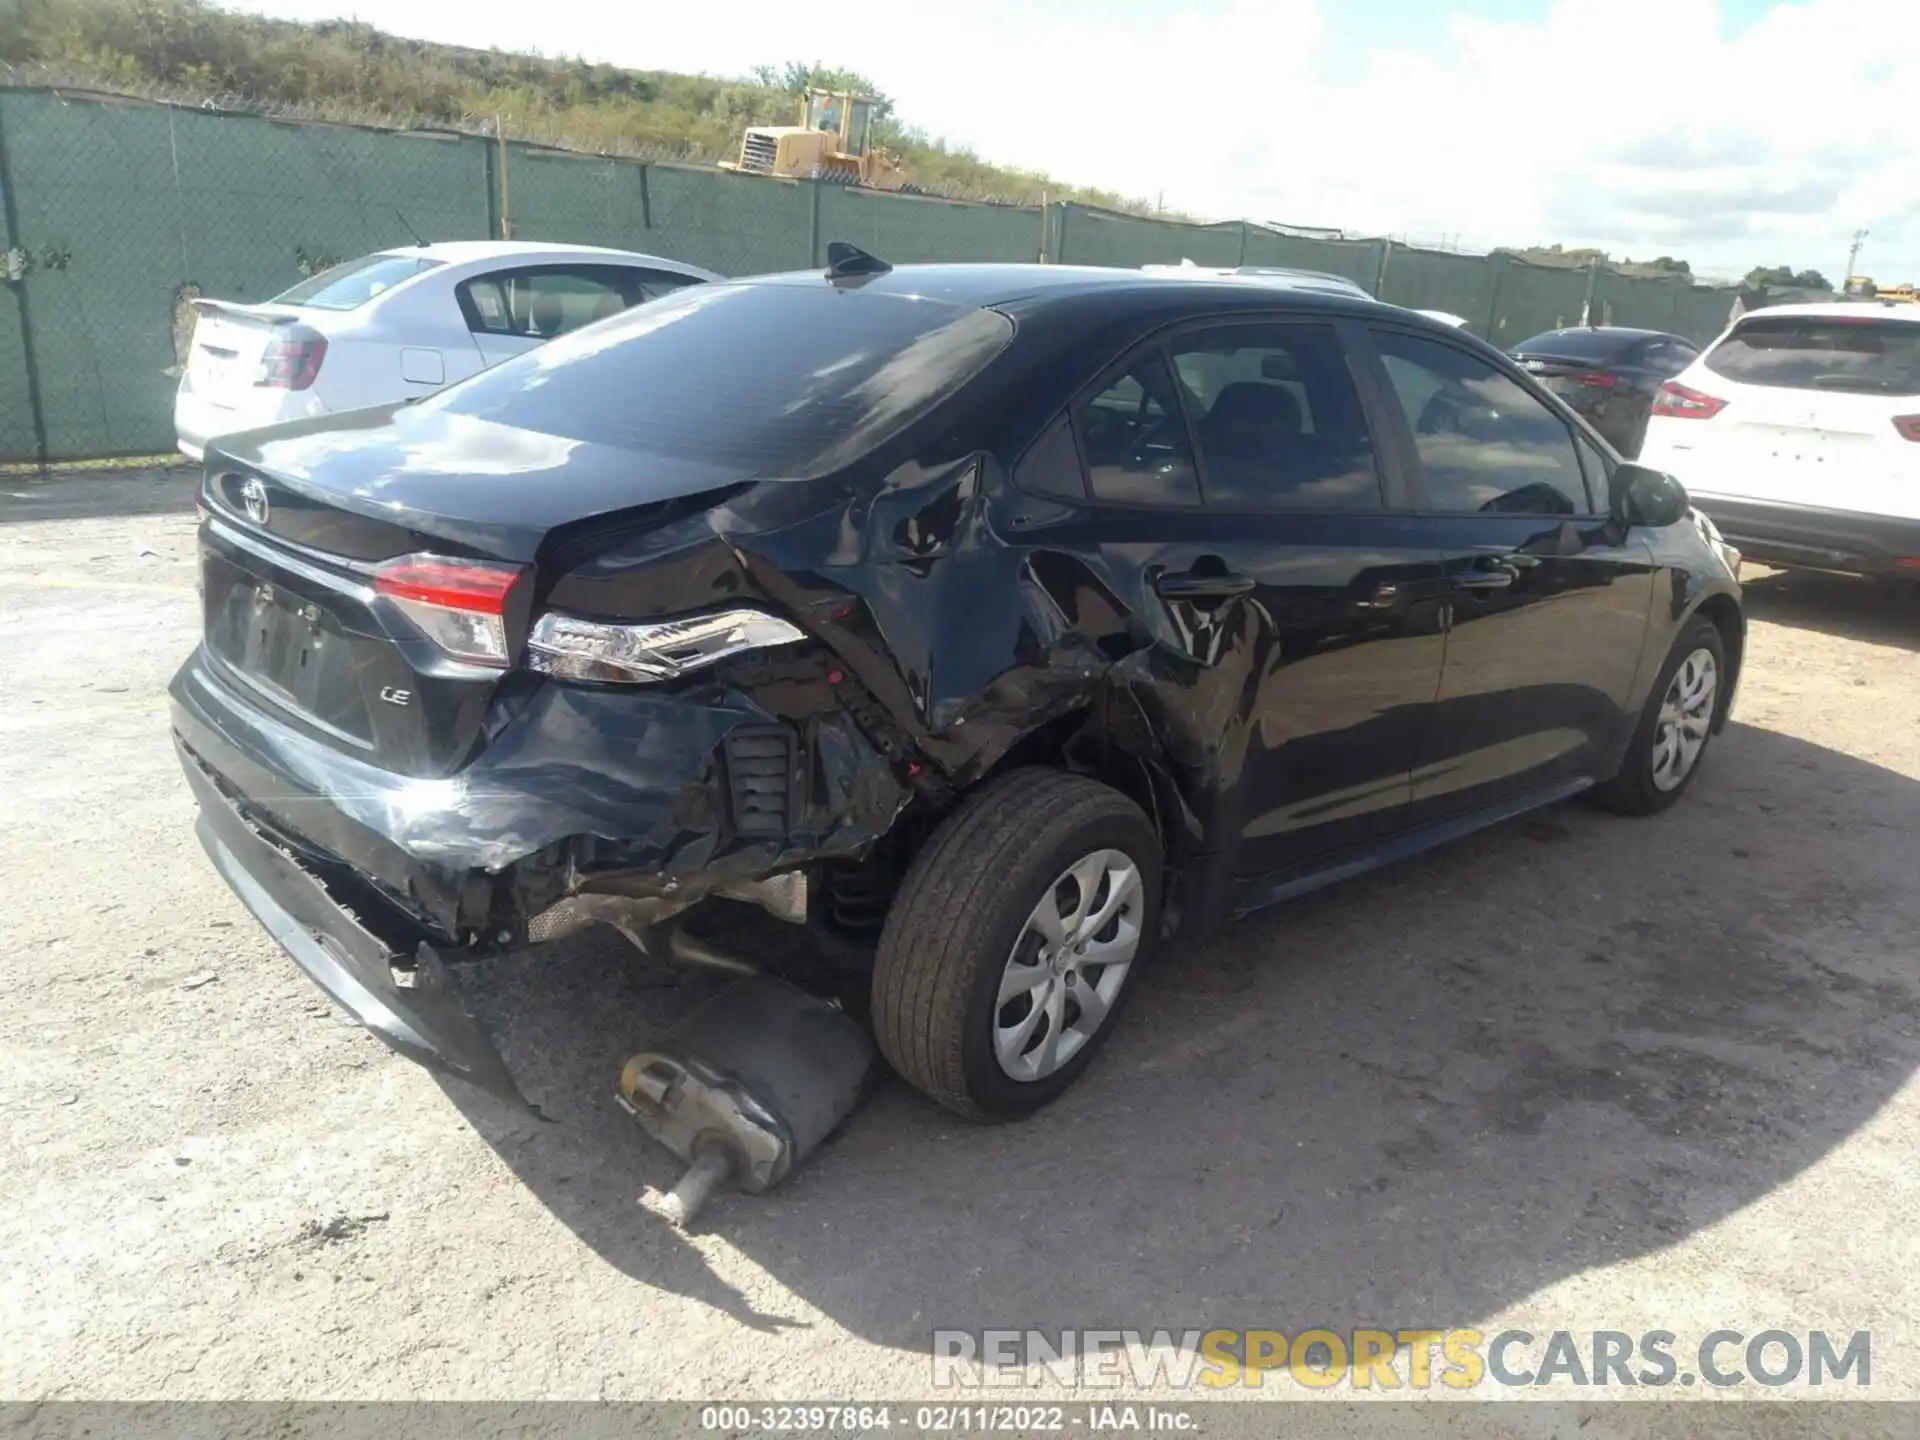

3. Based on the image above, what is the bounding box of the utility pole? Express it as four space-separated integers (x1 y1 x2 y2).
1845 228 1868 286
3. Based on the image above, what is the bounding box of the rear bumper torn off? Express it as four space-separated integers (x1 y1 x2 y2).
170 640 919 1098
180 738 530 1105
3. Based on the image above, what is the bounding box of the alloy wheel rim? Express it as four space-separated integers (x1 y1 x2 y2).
993 848 1143 1082
1651 648 1718 792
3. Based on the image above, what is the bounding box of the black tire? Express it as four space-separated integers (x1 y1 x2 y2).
1590 616 1727 816
872 768 1161 1120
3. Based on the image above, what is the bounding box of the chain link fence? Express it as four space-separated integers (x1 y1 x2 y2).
0 85 1742 465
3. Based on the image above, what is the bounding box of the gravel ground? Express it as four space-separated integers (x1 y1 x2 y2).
3 467 1919 1416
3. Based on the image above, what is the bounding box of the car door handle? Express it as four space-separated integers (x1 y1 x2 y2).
1154 570 1256 600
1454 555 1518 590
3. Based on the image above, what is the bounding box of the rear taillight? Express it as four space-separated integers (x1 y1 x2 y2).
374 555 525 667
1893 415 1920 442
1576 371 1617 388
256 328 328 391
1652 381 1727 419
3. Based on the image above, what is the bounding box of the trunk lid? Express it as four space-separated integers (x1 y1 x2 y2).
199 404 750 777
1516 352 1623 402
184 300 303 410
208 403 747 564
197 507 517 781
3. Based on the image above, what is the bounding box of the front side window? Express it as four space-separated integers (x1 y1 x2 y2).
1169 323 1382 510
1073 354 1201 507
1374 330 1591 515
807 93 844 134
848 101 874 153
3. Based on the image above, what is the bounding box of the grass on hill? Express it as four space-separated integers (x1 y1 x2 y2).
0 0 1165 210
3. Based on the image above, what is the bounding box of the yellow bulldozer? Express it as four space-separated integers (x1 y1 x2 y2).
1845 276 1918 303
723 88 917 191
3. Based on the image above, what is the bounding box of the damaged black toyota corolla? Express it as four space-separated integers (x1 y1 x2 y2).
171 249 1745 1120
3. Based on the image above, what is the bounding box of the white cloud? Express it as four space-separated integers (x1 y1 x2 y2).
234 0 1920 280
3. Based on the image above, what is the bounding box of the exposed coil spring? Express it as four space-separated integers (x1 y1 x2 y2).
824 861 892 933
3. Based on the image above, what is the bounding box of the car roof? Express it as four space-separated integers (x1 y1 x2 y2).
1731 301 1920 325
1516 326 1681 343
738 261 1402 318
373 240 704 268
1141 262 1367 290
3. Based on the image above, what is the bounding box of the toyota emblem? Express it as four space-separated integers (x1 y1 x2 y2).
241 476 270 525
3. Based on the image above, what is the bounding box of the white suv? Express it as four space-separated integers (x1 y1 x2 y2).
1638 302 1920 579
174 241 721 460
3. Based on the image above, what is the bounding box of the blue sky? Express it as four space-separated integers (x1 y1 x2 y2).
224 0 1918 282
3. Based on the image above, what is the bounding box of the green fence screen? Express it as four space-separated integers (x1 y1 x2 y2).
1056 205 1243 269
1243 230 1386 290
0 287 35 461
0 86 1741 464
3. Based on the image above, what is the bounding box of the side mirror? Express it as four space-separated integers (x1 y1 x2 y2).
1611 462 1690 529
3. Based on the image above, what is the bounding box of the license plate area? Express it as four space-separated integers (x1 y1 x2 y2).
1736 423 1870 462
205 562 375 744
190 343 249 404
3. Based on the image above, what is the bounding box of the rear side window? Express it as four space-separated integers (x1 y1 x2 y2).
1704 315 1920 396
1073 354 1202 507
428 282 1013 478
273 254 442 310
1169 322 1381 510
457 265 701 340
1013 418 1086 502
1637 337 1697 371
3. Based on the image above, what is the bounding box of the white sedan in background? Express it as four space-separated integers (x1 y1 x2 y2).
174 241 722 459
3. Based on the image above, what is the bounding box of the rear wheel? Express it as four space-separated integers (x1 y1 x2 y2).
871 768 1161 1120
1591 617 1726 815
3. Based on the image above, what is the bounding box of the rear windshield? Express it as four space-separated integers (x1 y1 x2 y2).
1704 315 1920 396
273 253 442 311
1512 329 1630 360
426 281 1015 476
